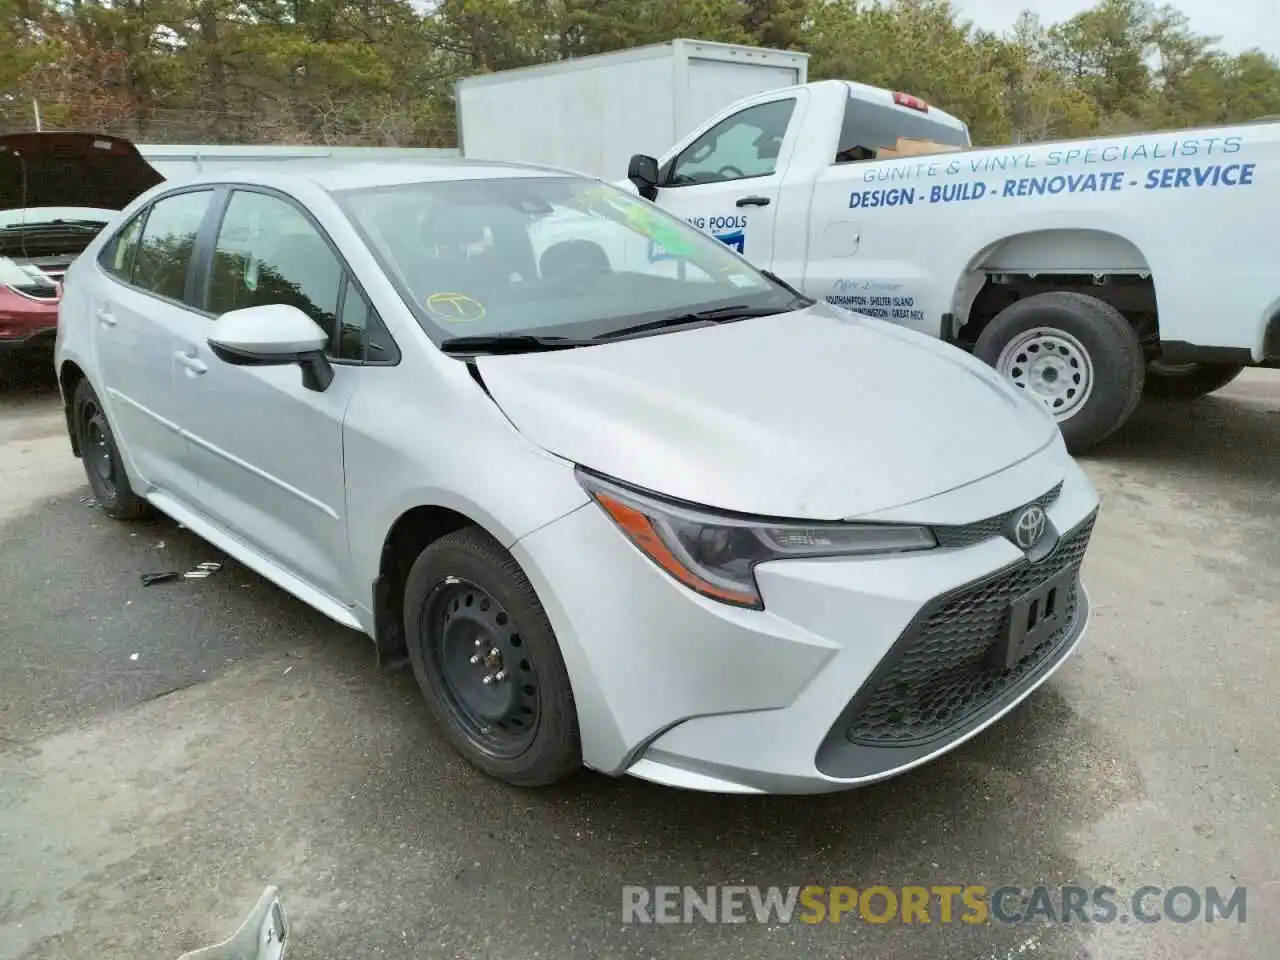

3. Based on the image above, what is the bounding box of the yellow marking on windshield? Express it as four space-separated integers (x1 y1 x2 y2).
424 292 486 323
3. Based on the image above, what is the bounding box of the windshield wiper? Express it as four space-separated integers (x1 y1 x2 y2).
762 270 815 305
439 334 597 356
0 220 106 232
599 301 805 340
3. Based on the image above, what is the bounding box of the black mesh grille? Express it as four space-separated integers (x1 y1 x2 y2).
933 482 1064 549
845 513 1095 746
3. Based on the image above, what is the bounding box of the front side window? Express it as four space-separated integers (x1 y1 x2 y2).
206 190 342 338
667 99 797 187
131 190 213 302
334 176 795 344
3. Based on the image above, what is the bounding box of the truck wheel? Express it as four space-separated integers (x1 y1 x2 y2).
1143 361 1245 400
403 526 582 788
974 291 1144 453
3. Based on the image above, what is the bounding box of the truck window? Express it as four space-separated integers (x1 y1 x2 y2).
666 99 797 188
835 97 970 164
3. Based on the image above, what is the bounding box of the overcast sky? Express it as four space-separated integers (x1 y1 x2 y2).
951 0 1280 56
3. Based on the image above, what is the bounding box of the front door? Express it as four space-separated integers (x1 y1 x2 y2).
648 95 800 271
169 188 358 602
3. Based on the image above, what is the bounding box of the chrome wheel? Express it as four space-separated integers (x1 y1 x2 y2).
995 327 1094 420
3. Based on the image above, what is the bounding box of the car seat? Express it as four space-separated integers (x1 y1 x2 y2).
539 239 612 283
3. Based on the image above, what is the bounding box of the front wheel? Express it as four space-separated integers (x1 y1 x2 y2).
403 526 581 787
1143 360 1245 400
974 291 1145 453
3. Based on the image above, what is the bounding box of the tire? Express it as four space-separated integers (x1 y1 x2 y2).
974 291 1145 453
1143 360 1245 400
71 378 153 521
403 525 581 787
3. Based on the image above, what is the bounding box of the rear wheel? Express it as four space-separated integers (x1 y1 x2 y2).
974 291 1145 453
404 526 581 787
1143 360 1245 400
71 378 152 521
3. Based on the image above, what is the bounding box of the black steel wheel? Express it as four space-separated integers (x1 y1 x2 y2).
425 578 541 759
71 378 151 521
404 526 581 787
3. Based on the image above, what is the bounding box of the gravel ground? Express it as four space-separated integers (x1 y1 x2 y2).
1 357 1276 960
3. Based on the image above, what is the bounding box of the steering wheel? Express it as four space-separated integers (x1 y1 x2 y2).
717 165 746 180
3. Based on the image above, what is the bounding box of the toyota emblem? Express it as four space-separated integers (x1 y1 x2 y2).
1012 505 1048 550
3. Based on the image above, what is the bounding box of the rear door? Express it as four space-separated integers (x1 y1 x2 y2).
648 92 806 270
92 188 216 492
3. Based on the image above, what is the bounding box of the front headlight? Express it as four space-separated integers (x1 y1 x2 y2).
577 469 936 609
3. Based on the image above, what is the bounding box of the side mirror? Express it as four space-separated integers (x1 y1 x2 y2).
207 304 334 393
627 154 660 201
177 886 288 960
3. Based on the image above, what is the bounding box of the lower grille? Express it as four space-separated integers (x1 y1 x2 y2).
845 512 1095 747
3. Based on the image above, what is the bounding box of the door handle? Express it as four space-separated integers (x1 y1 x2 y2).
174 350 208 375
96 307 117 327
736 196 771 207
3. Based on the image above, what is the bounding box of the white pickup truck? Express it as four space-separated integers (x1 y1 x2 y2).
621 78 1279 450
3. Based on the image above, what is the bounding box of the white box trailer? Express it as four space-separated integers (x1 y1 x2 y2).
454 39 809 180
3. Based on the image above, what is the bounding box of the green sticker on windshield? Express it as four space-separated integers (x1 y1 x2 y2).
573 186 699 256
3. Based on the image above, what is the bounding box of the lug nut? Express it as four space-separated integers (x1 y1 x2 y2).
494 670 507 682
469 654 481 665
481 675 494 685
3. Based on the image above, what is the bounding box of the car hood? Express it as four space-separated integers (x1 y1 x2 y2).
0 133 164 213
474 303 1060 520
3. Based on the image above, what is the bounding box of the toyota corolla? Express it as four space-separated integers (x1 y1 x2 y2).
54 161 1100 794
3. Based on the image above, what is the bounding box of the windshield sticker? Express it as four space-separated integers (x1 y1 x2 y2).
425 292 486 323
726 274 756 288
572 185 700 257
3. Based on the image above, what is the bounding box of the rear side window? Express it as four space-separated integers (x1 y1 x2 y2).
131 190 214 302
835 98 970 164
206 190 341 337
99 212 146 281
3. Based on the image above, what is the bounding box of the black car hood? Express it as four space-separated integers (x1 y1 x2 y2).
0 133 164 213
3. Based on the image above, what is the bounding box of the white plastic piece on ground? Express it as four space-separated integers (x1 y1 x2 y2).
178 886 288 960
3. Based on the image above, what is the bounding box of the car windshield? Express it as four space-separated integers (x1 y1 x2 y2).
333 175 794 343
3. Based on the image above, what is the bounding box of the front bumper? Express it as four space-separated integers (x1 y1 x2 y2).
511 445 1100 795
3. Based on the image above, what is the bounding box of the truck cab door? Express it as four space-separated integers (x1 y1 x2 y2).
647 92 805 271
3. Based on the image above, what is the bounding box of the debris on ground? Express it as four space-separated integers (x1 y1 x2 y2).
140 571 181 586
140 562 223 586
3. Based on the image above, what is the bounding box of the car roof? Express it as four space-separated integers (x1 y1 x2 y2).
167 157 589 195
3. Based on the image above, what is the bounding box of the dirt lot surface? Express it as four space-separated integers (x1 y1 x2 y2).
1 359 1276 960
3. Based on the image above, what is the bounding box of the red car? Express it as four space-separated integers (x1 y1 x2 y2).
0 132 163 358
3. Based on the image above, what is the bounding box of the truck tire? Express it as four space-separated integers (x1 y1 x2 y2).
974 291 1144 453
1143 361 1245 400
